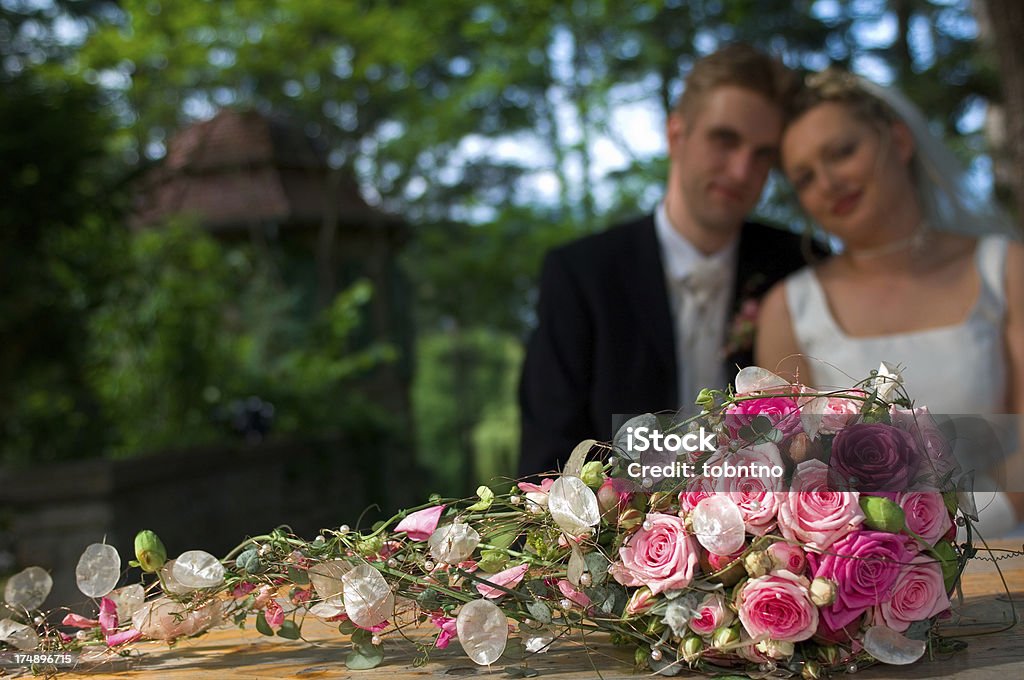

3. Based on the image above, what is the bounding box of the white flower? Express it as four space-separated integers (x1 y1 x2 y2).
342 564 394 629
429 522 480 564
547 476 600 536
872 361 904 401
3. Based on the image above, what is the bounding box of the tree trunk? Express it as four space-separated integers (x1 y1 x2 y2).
983 0 1024 226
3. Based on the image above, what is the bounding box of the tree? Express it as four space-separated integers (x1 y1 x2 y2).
981 0 1024 225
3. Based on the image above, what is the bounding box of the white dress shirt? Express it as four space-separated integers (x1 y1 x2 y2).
654 203 738 412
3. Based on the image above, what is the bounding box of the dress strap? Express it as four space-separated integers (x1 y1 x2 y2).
785 267 841 350
974 235 1008 321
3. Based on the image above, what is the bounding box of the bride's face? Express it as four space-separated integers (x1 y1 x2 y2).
781 101 915 247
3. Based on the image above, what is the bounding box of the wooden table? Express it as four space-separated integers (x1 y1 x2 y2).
10 541 1024 680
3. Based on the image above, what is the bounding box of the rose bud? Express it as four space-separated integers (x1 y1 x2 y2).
617 508 644 532
802 660 823 680
767 542 806 575
134 530 167 573
809 577 836 607
787 432 817 465
597 479 622 519
580 461 605 489
743 551 772 578
625 586 655 615
711 624 740 649
756 639 795 660
679 635 703 663
700 549 745 586
817 644 840 665
859 495 906 533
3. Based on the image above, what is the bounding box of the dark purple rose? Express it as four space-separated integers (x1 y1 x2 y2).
810 530 917 630
829 423 920 492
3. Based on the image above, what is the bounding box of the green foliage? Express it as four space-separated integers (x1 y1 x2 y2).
412 328 522 497
0 73 123 465
85 221 395 458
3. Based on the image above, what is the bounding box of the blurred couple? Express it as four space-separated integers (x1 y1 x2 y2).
518 44 1023 534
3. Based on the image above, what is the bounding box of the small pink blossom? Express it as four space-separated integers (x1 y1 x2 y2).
99 597 118 635
394 505 446 541
105 628 143 647
725 396 802 441
476 563 529 599
291 587 313 604
264 599 285 630
517 478 555 513
62 613 99 629
767 542 807 576
430 614 458 649
689 594 734 636
253 584 276 609
557 579 591 608
232 582 256 598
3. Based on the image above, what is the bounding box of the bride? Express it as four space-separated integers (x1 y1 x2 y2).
754 68 1024 535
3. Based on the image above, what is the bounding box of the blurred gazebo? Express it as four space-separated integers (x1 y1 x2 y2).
130 108 413 417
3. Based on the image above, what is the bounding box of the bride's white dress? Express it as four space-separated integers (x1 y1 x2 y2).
784 234 1017 536
785 234 1010 414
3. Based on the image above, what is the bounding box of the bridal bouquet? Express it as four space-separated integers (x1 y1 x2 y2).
1 366 974 678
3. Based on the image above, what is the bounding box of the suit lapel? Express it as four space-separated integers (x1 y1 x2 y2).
624 217 677 385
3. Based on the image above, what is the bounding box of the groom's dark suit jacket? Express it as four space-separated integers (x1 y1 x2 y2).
517 214 814 477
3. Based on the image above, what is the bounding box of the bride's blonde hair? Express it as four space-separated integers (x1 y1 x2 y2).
789 68 1017 240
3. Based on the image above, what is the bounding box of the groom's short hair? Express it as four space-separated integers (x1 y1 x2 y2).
674 44 798 123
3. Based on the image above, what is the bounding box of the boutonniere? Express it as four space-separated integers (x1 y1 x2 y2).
723 297 760 357
722 274 766 358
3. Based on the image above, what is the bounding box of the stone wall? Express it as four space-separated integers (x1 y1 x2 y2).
0 437 417 610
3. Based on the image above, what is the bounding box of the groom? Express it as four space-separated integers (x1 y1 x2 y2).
518 44 815 476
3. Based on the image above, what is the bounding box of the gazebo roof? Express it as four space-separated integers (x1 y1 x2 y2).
131 109 401 235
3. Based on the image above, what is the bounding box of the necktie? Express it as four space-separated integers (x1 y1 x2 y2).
676 262 729 412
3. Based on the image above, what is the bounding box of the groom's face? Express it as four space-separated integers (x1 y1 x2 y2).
667 86 783 236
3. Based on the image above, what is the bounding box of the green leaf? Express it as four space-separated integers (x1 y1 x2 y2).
347 629 384 670
584 552 609 586
255 611 274 636
338 619 358 635
466 485 495 511
287 566 310 585
277 620 302 640
526 601 551 624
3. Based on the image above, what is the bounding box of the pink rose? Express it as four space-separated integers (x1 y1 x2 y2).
889 406 958 489
877 554 949 632
899 492 952 545
679 467 719 515
800 393 862 438
689 594 734 636
737 570 818 642
610 513 698 595
767 542 807 576
718 444 784 535
475 563 529 599
725 396 802 442
778 460 864 551
394 505 446 541
810 530 917 630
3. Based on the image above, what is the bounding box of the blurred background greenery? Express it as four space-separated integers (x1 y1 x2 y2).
3 0 1023 502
